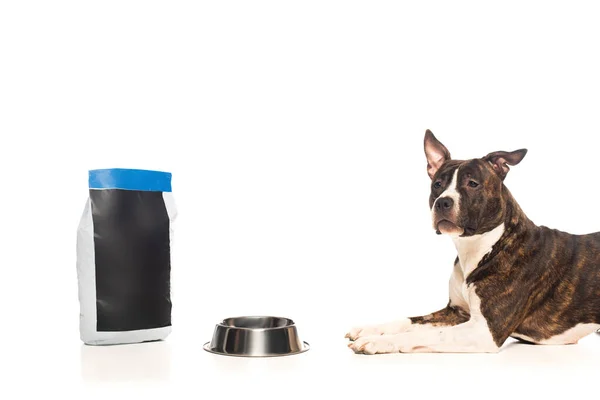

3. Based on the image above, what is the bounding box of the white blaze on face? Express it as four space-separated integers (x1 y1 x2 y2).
436 168 460 210
432 168 462 234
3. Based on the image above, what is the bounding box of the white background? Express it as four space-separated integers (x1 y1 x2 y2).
1 1 600 398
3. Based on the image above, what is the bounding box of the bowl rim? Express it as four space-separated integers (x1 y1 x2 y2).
203 341 310 357
216 315 297 331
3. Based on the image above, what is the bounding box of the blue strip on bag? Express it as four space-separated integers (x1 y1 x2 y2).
89 168 172 192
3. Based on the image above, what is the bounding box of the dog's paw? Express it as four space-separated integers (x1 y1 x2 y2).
345 319 411 341
345 325 384 341
348 335 399 355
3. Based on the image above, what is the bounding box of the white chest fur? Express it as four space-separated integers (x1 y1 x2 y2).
453 223 505 278
448 223 505 312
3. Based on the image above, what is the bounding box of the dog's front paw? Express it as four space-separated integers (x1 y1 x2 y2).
345 325 384 341
345 319 411 341
348 335 399 355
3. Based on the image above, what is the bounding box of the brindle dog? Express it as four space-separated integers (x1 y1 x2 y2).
346 130 600 354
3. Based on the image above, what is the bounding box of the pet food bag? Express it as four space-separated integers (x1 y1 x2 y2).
76 168 176 345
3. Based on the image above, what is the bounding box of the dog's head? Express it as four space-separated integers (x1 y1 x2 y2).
424 129 527 237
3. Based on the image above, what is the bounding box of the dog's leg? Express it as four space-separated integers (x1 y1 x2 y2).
346 260 469 341
348 286 504 354
345 304 469 341
348 319 499 354
409 304 470 329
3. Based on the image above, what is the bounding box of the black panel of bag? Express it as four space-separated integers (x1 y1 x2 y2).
89 189 172 332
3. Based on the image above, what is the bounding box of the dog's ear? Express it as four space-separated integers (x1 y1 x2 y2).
424 129 451 179
484 149 528 180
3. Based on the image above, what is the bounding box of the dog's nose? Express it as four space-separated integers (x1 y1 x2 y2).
435 197 454 211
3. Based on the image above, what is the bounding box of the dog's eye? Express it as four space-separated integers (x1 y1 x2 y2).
468 180 479 188
433 181 442 189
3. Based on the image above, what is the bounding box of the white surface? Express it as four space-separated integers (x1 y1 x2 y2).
9 332 600 398
2 1 600 398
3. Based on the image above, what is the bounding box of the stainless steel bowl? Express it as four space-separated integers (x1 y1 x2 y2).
203 316 310 357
